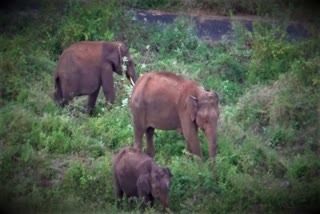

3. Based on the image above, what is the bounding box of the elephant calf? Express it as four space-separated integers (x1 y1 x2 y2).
54 41 137 114
112 147 172 210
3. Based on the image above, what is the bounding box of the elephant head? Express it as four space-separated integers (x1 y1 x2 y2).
137 166 172 209
103 41 137 86
187 90 219 158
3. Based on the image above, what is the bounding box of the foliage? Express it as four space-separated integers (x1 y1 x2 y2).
43 0 121 57
1 0 319 213
149 16 198 56
63 155 114 204
122 0 315 19
248 23 293 83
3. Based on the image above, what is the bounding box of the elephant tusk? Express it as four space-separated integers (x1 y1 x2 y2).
130 77 135 86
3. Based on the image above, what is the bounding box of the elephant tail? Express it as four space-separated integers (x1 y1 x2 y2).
54 76 63 105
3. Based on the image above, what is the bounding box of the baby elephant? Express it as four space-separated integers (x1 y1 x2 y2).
112 147 172 210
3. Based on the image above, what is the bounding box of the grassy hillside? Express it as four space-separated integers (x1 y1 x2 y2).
0 0 319 213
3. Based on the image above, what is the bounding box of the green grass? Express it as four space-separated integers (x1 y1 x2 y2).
0 0 319 213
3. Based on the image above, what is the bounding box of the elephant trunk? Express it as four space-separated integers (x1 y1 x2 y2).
205 127 217 159
126 68 137 86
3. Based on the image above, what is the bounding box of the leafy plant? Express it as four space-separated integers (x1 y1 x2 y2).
248 22 298 83
49 0 120 55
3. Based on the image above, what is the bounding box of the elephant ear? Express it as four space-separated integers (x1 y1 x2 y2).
103 42 121 74
186 96 198 122
137 174 151 195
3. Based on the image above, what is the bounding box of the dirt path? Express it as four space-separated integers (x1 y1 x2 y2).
135 9 309 41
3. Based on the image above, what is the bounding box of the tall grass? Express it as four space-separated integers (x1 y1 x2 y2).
0 0 319 213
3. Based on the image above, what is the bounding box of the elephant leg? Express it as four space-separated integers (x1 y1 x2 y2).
186 142 192 153
61 97 71 107
59 83 74 107
141 195 154 209
146 127 155 157
149 194 154 207
144 194 154 208
101 68 115 104
133 123 145 152
186 131 203 158
87 87 100 114
115 189 123 208
180 117 203 158
114 181 123 208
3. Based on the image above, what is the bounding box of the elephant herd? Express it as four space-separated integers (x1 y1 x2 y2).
53 41 219 210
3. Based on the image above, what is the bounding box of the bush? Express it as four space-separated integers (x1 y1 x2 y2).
169 157 215 212
0 36 29 102
265 124 295 148
48 0 120 56
248 22 296 83
149 16 198 57
0 106 37 146
290 40 320 89
86 106 133 151
62 154 114 206
287 153 320 181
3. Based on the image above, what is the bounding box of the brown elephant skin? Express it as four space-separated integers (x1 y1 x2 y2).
54 41 136 113
130 71 219 158
112 147 172 209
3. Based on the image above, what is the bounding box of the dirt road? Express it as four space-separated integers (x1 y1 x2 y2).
135 10 309 41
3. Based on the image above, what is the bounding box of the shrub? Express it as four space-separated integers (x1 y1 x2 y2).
150 16 198 57
86 106 133 151
265 124 295 148
248 22 298 83
49 0 120 55
287 153 320 181
0 106 37 146
169 156 215 212
0 36 28 102
62 154 114 206
290 41 320 90
219 80 242 104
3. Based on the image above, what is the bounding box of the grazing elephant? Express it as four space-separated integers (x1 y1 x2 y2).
112 147 172 210
130 71 219 158
54 41 137 113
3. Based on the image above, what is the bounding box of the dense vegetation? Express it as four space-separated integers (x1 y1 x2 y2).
1 0 319 213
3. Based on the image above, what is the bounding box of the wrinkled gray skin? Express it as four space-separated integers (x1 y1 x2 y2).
130 71 219 159
54 41 136 114
112 147 172 210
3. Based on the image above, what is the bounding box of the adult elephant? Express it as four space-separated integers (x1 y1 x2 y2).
130 71 219 159
54 41 137 114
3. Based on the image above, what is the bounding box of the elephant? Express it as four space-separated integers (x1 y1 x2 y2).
112 146 172 210
130 71 219 159
53 41 137 114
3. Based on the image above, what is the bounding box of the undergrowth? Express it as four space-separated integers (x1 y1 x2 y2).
0 0 319 213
